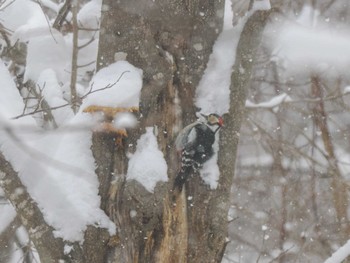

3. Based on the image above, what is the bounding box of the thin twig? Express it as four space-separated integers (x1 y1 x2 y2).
0 22 11 47
77 60 95 68
0 0 16 11
80 70 130 99
77 27 99 32
255 230 267 263
34 0 58 44
53 0 72 30
78 37 96 50
12 102 70 120
267 246 295 263
228 217 239 224
12 71 130 120
246 92 350 110
30 0 58 13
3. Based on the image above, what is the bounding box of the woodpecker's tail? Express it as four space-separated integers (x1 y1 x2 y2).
173 167 191 192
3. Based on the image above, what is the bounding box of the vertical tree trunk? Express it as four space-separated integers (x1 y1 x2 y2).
70 2 79 113
95 1 225 262
215 9 274 262
311 75 350 237
271 61 288 259
94 2 274 262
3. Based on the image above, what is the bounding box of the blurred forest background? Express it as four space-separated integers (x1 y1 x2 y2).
228 0 350 262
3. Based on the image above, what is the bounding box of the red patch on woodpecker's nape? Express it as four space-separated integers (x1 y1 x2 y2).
218 117 224 127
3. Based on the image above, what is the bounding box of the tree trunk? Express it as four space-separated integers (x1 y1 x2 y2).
311 75 350 238
94 2 275 262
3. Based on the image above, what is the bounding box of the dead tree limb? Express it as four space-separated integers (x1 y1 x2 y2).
53 0 72 31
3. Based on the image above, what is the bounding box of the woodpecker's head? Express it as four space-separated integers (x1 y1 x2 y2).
201 113 224 129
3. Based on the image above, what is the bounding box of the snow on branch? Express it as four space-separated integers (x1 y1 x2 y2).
270 5 350 76
82 61 142 109
245 93 292 109
0 57 117 243
343 86 350 95
0 152 65 261
127 127 168 192
324 239 350 263
11 70 131 120
252 0 271 11
81 70 130 100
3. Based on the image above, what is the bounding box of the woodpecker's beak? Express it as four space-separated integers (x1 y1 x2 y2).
200 113 208 119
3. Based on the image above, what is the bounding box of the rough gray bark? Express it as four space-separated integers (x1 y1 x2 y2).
219 10 275 190
95 0 226 262
70 2 79 113
98 0 225 125
93 1 275 263
187 9 276 263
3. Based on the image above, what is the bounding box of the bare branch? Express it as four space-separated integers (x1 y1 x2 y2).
0 0 16 11
53 0 72 30
78 37 96 50
0 22 11 47
13 71 130 120
32 0 58 44
0 215 20 262
70 2 79 113
30 0 58 14
245 92 350 110
80 70 130 100
12 102 70 120
13 233 36 263
77 60 95 68
77 26 99 32
26 81 58 128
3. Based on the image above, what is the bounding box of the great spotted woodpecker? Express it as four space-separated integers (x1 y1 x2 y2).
173 113 224 191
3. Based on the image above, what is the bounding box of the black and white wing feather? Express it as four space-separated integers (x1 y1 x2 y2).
175 121 200 152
